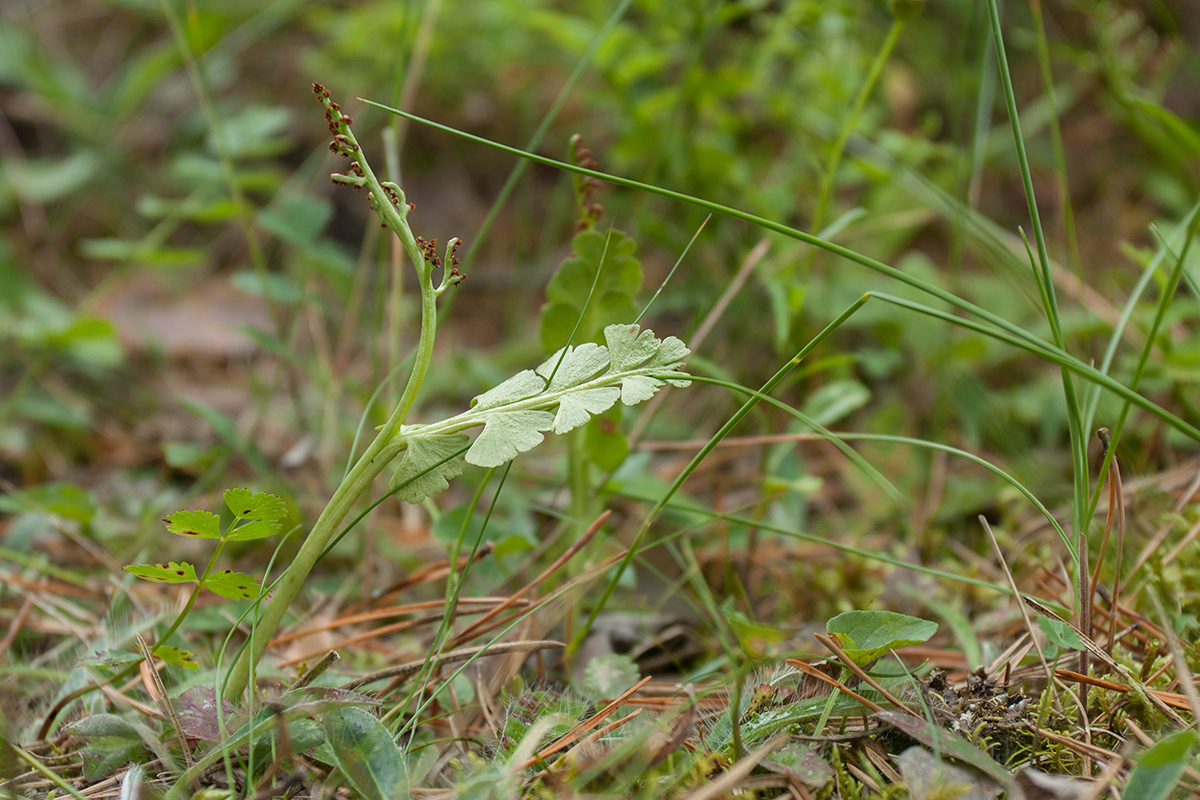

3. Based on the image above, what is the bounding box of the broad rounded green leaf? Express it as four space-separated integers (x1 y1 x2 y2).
1035 615 1085 651
1125 729 1199 800
324 707 408 800
826 610 938 665
537 341 610 391
619 374 664 405
205 569 262 600
164 509 221 539
471 370 544 410
606 324 661 370
125 561 197 584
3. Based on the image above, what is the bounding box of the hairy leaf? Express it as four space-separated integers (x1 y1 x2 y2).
467 410 556 468
324 707 409 800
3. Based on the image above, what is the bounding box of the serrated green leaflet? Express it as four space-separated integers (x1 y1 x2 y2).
223 488 287 520
153 645 199 671
388 324 690 501
163 510 221 539
206 569 262 600
125 562 197 584
224 518 282 542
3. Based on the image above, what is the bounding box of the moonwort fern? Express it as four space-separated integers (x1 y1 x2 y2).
203 84 693 701
390 324 690 502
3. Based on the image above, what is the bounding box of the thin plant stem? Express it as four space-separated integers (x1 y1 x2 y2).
804 17 906 278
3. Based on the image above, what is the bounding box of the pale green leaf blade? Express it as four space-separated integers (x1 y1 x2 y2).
471 370 544 411
389 434 470 503
827 610 938 665
648 335 690 368
125 562 197 584
536 342 610 391
582 653 640 700
164 510 221 539
554 386 621 434
605 323 660 371
619 374 665 406
225 518 282 542
78 649 143 669
465 410 555 468
205 569 262 601
1036 615 1085 651
324 706 408 800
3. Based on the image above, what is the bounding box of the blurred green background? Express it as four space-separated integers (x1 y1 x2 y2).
2 0 1199 617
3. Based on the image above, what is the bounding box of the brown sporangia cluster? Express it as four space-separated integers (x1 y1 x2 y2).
416 235 463 283
310 82 463 285
570 134 604 233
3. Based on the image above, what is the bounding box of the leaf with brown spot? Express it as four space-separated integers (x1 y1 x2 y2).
205 569 262 601
125 562 198 584
164 510 221 539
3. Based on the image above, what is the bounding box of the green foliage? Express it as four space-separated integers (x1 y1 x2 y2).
1124 729 1200 800
826 610 938 666
540 229 642 351
323 707 410 800
390 324 690 500
124 488 286 603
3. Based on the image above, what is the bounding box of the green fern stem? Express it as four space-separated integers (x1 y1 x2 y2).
221 85 446 702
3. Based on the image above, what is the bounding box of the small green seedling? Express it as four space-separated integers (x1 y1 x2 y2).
121 488 287 668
